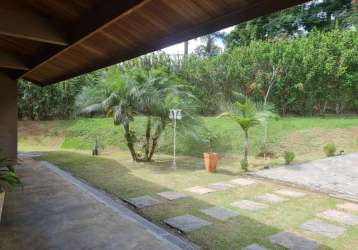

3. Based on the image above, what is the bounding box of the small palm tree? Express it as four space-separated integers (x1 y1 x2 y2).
220 100 269 171
78 67 195 162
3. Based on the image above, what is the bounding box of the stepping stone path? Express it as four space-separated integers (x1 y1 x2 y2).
256 193 288 204
300 219 346 238
164 215 212 233
230 178 256 186
231 200 268 211
200 207 239 221
158 191 188 201
242 244 268 250
317 209 358 225
186 186 215 195
337 202 358 213
275 189 306 198
126 195 160 208
207 182 234 190
269 232 319 250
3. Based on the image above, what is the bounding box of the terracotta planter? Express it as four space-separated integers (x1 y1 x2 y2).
203 152 218 172
0 191 4 223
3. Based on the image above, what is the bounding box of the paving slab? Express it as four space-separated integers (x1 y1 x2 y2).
231 200 268 211
126 195 160 209
337 202 358 213
242 243 268 250
200 207 239 221
300 219 346 238
269 232 319 250
186 186 215 195
158 191 188 201
256 193 288 204
253 153 358 200
164 215 212 233
230 178 256 186
207 182 234 190
275 189 306 198
317 209 358 225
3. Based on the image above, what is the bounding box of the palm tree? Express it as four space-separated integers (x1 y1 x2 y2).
79 67 195 162
219 100 270 171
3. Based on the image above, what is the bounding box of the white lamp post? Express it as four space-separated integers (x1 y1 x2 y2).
169 109 182 169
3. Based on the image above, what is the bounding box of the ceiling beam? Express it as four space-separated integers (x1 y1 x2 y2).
0 52 29 70
20 0 147 83
0 8 68 46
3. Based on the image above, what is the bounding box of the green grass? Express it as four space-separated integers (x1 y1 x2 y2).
36 151 358 250
19 116 358 168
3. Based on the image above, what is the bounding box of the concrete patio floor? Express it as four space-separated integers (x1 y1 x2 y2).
253 153 358 201
0 158 196 250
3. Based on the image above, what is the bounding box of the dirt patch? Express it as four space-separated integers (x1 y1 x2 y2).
18 121 65 149
281 127 358 155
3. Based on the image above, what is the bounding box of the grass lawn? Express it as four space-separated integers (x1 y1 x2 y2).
35 151 358 250
19 116 358 169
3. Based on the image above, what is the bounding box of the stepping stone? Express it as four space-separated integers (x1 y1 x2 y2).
275 189 306 198
300 219 346 238
158 191 188 201
164 215 212 233
207 182 234 190
242 243 268 250
256 193 288 204
186 186 215 195
126 195 160 208
317 209 358 225
269 232 319 250
231 200 268 211
337 202 358 213
230 178 256 186
200 207 239 221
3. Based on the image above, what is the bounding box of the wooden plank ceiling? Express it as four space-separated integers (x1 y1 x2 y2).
0 0 308 85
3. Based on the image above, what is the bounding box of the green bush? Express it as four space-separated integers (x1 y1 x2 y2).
284 151 295 164
240 159 249 172
324 143 336 157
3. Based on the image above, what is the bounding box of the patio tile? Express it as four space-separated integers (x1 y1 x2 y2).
300 219 346 238
317 209 358 225
200 207 239 221
242 244 268 250
269 232 319 250
256 193 288 204
126 196 160 209
158 191 188 201
186 186 215 195
231 200 268 211
337 202 358 213
207 182 234 190
230 178 256 186
275 189 306 198
164 215 212 233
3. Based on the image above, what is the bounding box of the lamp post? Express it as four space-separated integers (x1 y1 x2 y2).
169 109 182 169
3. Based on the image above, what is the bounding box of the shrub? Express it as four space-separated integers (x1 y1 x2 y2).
240 159 249 172
324 143 336 157
284 151 295 165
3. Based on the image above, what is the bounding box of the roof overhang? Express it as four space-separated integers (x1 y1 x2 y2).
0 0 309 85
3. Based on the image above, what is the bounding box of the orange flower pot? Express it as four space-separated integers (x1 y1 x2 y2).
203 152 218 172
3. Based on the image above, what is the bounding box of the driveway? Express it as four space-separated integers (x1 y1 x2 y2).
253 153 358 201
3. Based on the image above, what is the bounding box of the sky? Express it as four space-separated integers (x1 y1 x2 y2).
161 26 235 55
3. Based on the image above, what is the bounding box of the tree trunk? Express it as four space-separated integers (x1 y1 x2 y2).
184 41 189 55
144 116 151 161
123 123 138 161
244 130 249 163
148 120 166 160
